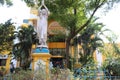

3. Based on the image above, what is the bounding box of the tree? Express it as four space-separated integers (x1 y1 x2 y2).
0 0 13 6
23 0 120 67
12 25 37 69
100 33 120 76
75 18 105 66
101 42 120 76
106 33 120 54
0 19 15 54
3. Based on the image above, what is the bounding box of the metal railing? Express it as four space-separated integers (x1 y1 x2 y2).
74 75 120 80
74 69 120 80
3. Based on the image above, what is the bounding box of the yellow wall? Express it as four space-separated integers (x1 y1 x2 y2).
48 42 66 48
0 51 11 74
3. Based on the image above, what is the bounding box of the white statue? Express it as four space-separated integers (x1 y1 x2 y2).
37 0 50 47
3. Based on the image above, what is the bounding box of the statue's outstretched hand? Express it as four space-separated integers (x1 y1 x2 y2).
38 0 50 15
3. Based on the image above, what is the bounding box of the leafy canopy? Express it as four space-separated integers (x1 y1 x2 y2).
77 18 105 65
0 19 15 53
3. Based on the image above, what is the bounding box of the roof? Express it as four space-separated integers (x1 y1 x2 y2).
48 21 66 35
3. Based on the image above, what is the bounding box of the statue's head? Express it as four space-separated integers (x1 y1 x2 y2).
40 9 47 15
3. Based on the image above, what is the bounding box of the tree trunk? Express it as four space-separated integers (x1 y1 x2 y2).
65 39 71 68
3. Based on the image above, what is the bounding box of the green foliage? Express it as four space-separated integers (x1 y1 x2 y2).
0 67 6 77
34 61 46 80
12 25 37 69
77 18 105 65
50 68 71 80
105 33 120 54
8 69 33 80
74 63 98 79
99 34 120 59
0 0 13 6
102 58 120 76
100 34 120 76
48 33 66 42
0 19 15 53
45 0 88 32
24 0 120 31
33 61 70 80
1 67 71 80
23 0 35 7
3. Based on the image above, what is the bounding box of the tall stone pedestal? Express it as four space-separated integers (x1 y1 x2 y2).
31 47 51 80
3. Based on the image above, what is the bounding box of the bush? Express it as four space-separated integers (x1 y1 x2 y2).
102 58 120 76
7 70 34 80
50 68 71 80
0 67 7 77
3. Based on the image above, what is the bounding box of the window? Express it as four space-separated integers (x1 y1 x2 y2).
0 59 6 66
49 48 65 56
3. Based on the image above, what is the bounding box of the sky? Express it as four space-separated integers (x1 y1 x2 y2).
0 0 120 42
0 0 30 25
96 4 120 42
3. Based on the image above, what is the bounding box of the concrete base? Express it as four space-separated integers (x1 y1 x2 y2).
31 52 51 80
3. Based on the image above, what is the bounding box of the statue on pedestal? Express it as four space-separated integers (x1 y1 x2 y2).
37 0 50 48
33 0 50 53
32 2 51 79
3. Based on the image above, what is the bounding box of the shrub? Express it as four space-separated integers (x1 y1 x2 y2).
7 70 33 80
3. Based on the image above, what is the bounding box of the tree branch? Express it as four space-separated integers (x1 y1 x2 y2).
69 0 106 40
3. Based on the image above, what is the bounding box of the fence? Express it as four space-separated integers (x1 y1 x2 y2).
74 69 120 80
74 76 120 80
